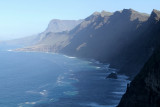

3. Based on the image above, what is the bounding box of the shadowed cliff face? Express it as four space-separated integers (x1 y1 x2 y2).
61 9 149 58
118 48 160 107
112 9 160 79
118 10 160 107
61 9 150 78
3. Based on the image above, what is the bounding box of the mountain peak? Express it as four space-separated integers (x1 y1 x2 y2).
150 9 160 21
92 11 101 16
92 11 112 17
101 10 113 17
121 8 149 21
45 19 83 33
122 8 136 14
153 9 160 14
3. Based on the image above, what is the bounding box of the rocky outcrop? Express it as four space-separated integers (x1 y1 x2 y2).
106 73 118 79
149 9 160 22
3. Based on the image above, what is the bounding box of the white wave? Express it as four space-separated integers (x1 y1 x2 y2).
18 101 37 107
68 56 76 59
18 103 23 107
63 55 76 59
90 59 100 64
69 77 79 82
57 75 64 80
39 90 47 96
25 102 36 104
112 92 124 95
57 81 71 86
50 98 54 102
26 90 47 96
49 98 59 102
7 49 13 52
96 66 101 69
56 75 71 86
56 75 64 84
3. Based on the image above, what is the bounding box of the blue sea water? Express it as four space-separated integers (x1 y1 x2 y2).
0 51 129 107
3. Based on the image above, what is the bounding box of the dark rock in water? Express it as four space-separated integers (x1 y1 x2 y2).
107 73 118 79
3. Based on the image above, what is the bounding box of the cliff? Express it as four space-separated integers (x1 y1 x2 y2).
118 48 160 107
61 9 151 78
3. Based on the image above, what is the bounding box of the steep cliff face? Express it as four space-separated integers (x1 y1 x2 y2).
61 9 151 78
61 9 149 59
118 49 160 107
118 10 160 106
115 9 160 78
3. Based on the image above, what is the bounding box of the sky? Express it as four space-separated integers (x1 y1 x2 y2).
0 0 160 40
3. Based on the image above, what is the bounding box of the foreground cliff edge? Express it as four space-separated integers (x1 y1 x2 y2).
118 48 160 107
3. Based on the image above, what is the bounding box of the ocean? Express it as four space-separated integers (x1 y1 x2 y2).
0 51 129 107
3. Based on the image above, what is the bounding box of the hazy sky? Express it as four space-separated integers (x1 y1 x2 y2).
0 0 160 40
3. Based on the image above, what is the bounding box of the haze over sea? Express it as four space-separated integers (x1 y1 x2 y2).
0 48 129 107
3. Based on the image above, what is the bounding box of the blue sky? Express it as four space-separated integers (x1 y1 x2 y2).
0 0 160 40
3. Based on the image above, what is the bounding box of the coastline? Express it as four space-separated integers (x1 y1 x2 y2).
2 49 130 107
33 58 130 107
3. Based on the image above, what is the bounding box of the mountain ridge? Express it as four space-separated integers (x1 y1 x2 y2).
60 9 151 78
45 19 83 33
13 9 160 79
